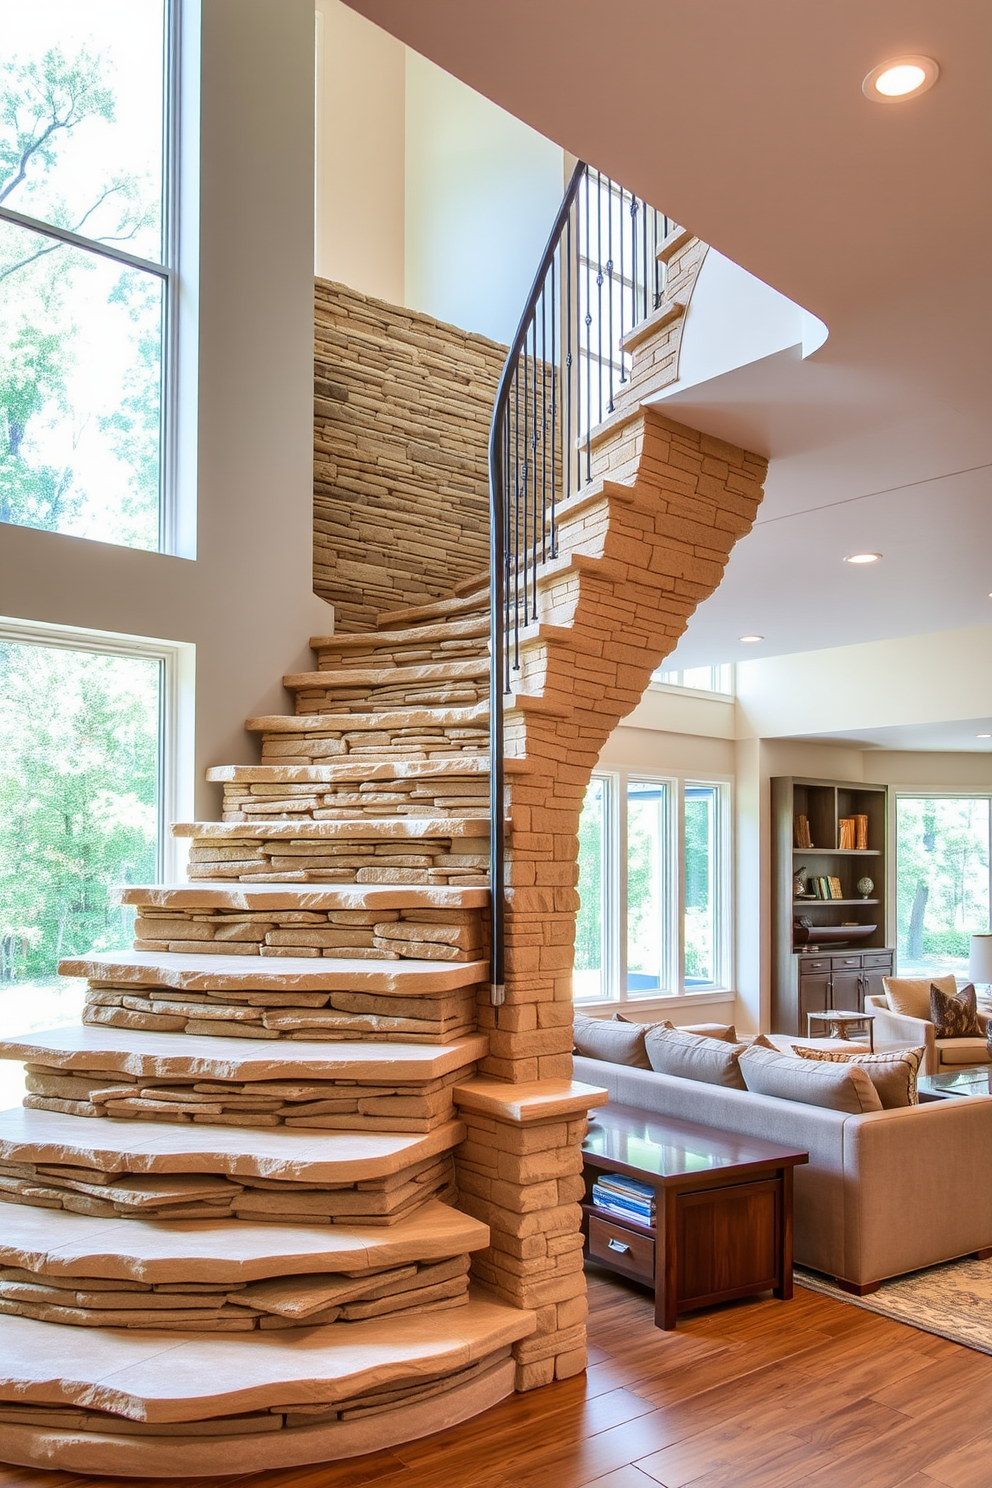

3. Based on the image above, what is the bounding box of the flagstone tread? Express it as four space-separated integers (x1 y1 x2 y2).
377 588 488 628
284 659 489 690
310 616 489 653
0 1201 489 1284
206 758 531 785
246 701 489 733
0 1106 463 1182
173 817 489 840
0 1288 532 1423
58 951 488 995
118 884 491 912
453 1077 609 1125
0 1027 488 1084
0 1360 517 1477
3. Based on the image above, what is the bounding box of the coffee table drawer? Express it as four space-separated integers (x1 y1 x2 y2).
588 1212 654 1282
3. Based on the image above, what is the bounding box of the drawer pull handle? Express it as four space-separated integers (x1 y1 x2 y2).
607 1238 631 1254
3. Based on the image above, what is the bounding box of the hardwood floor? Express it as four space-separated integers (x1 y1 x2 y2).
3 1266 991 1488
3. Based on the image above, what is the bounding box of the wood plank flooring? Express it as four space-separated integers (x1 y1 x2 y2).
2 1265 991 1488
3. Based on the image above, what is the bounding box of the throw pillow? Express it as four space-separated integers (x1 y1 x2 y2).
930 982 982 1039
615 1013 738 1043
739 1044 883 1114
883 973 957 1022
789 1043 925 1108
643 1025 747 1089
572 1012 650 1069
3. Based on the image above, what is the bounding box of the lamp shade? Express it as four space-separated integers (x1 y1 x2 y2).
969 934 992 985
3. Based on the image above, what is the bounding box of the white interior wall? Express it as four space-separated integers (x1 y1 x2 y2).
314 0 405 301
0 0 332 863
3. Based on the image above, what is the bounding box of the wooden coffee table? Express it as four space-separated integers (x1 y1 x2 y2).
582 1103 808 1330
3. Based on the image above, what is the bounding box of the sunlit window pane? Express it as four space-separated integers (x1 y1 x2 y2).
0 219 162 547
0 639 160 1107
896 797 991 977
685 785 718 985
0 0 165 262
574 778 607 1001
627 779 670 995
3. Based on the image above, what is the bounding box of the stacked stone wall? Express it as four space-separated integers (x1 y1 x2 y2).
314 282 505 631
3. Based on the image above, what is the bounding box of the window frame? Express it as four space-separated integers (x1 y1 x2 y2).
890 788 992 974
575 767 734 1009
0 0 183 555
0 615 193 884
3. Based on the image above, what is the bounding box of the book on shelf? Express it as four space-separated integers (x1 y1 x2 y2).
793 814 812 848
855 814 869 850
838 817 855 850
591 1175 655 1224
828 875 843 899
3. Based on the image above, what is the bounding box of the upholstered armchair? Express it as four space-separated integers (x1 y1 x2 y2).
866 974 991 1076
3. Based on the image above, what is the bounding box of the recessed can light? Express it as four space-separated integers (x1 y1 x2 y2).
845 552 882 565
863 55 939 101
738 634 764 643
979 734 992 740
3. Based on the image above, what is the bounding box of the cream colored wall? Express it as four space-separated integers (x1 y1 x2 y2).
314 1 405 301
403 51 564 344
736 623 992 740
0 0 332 867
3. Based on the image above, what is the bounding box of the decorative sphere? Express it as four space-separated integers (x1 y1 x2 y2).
857 876 874 898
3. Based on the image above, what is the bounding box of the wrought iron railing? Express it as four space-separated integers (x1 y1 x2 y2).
488 162 672 1008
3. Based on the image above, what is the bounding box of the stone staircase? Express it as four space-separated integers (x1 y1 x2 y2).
0 580 552 1476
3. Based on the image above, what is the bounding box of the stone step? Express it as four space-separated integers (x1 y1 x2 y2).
285 659 489 717
174 817 490 888
60 950 488 997
377 585 488 629
0 1197 489 1286
175 817 489 841
119 883 491 912
248 700 489 766
207 757 528 785
0 1105 463 1223
310 615 489 669
0 1025 487 1083
3 1026 486 1134
0 1291 531 1473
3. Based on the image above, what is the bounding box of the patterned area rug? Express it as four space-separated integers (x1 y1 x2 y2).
795 1260 992 1355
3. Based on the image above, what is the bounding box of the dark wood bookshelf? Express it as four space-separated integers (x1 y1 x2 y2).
771 775 894 1037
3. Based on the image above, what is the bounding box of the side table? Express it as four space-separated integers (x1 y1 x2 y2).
582 1103 808 1330
806 1008 875 1050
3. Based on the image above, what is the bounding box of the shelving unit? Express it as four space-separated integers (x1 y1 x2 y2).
771 776 894 1037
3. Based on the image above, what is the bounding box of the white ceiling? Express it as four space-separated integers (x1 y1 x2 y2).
344 0 992 680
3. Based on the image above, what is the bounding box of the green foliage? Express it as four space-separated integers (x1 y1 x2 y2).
574 786 604 974
896 797 991 970
0 642 159 985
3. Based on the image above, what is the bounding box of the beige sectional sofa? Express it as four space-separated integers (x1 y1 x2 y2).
574 1043 992 1293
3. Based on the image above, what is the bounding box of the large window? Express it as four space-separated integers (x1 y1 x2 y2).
896 795 991 977
0 0 175 550
575 771 731 1003
0 633 164 1108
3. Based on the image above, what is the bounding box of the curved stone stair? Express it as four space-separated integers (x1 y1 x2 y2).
0 577 545 1475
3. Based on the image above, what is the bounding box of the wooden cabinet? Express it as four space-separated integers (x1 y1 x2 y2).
772 776 894 1036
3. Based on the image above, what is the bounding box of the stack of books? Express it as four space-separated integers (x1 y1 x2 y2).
794 814 813 848
591 1173 656 1226
809 875 844 899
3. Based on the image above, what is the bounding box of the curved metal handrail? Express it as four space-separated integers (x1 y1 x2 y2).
487 162 670 1011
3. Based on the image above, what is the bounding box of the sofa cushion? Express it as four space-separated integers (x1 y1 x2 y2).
739 1044 883 1114
937 1037 992 1066
644 1026 747 1088
884 973 957 1021
790 1043 925 1108
931 982 982 1038
616 1013 738 1043
572 1013 650 1068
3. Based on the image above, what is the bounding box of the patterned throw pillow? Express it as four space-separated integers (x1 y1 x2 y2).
930 982 982 1039
790 1043 925 1108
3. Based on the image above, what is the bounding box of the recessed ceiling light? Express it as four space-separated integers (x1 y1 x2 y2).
862 56 939 102
845 552 882 565
739 634 764 644
978 734 992 740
